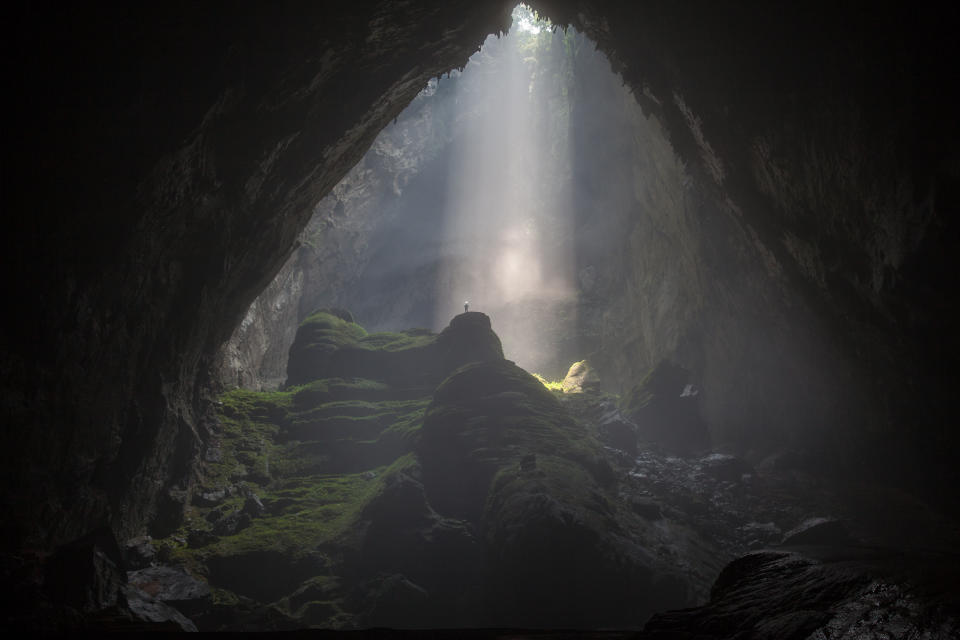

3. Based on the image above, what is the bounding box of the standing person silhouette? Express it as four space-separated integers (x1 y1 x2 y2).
464 301 470 313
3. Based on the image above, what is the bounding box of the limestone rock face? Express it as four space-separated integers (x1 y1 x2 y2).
3 1 516 551
561 360 599 394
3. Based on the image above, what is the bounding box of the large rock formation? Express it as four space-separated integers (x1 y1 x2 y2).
284 309 503 388
84 314 701 630
419 358 691 627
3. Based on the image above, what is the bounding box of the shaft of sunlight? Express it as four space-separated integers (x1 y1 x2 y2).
434 5 577 376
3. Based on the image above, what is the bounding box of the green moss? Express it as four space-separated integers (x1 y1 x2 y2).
357 328 436 352
167 314 522 619
181 376 431 566
299 311 368 346
220 388 293 421
378 398 429 440
210 469 380 557
291 380 332 407
285 313 372 386
207 389 294 489
532 372 564 392
291 378 401 408
419 360 613 523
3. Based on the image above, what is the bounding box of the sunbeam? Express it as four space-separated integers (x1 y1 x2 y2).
434 4 578 376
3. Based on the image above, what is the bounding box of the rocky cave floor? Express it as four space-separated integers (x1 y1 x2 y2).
7 312 959 637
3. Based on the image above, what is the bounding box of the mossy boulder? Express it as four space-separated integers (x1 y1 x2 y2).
284 310 503 388
417 359 677 627
621 360 710 455
418 359 609 522
434 311 504 373
560 359 600 393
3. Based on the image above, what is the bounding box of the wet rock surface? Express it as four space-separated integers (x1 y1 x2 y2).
127 565 211 616
640 548 960 639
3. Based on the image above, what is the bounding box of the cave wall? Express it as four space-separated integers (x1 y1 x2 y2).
219 3 943 475
216 76 458 390
2 0 957 552
3 1 515 548
532 1 959 485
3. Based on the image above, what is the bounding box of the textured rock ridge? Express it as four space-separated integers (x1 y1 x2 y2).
640 548 959 639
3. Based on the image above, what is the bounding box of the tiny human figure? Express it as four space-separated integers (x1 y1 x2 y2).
464 301 470 313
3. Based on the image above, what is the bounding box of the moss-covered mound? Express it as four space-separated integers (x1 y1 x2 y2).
156 315 693 630
285 310 503 388
151 313 507 629
418 359 684 628
419 359 611 522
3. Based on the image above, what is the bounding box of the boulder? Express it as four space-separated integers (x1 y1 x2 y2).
187 529 219 548
212 511 252 536
284 310 370 387
127 565 211 616
561 359 600 393
621 360 710 455
418 358 690 627
122 585 199 631
242 494 265 518
122 535 157 570
418 359 594 522
434 311 504 373
643 548 959 639
284 310 503 388
192 489 226 507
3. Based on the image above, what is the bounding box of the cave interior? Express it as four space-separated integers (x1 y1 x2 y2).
3 1 959 635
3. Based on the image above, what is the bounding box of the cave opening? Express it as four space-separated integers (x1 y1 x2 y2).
5 1 959 634
223 4 679 388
